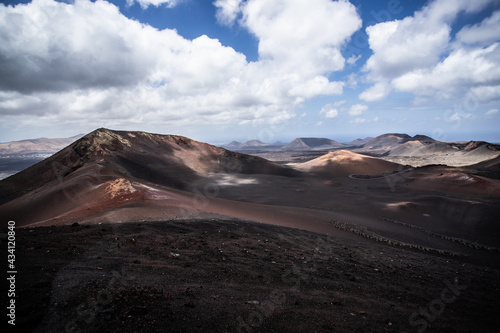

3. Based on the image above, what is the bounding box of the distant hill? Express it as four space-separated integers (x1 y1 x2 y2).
355 133 500 167
359 133 413 152
283 137 345 151
225 140 272 150
346 137 374 146
0 134 83 155
225 141 245 149
295 150 402 177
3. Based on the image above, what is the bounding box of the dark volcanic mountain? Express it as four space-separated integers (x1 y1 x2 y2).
0 128 297 226
283 137 345 150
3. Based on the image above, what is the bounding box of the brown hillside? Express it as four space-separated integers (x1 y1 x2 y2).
0 128 298 226
295 150 402 177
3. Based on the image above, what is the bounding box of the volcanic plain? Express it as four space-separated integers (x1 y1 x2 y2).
1 128 500 332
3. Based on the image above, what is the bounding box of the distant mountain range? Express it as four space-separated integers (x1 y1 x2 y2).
352 133 500 166
0 134 83 155
224 137 347 151
3 132 497 157
220 133 500 167
225 140 282 150
2 132 498 171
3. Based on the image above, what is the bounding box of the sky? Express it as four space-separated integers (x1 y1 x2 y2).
0 0 499 144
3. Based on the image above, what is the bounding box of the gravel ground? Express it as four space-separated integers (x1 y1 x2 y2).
6 219 500 333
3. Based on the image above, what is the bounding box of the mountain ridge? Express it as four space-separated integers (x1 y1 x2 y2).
0 134 84 155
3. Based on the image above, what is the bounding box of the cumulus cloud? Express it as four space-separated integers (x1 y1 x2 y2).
214 0 243 26
468 84 500 103
240 0 361 75
360 0 500 104
392 44 500 98
0 0 362 132
456 10 500 46
348 104 368 116
320 104 339 119
126 0 181 9
288 76 344 99
359 82 391 102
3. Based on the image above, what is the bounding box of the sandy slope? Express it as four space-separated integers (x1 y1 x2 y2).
295 150 403 177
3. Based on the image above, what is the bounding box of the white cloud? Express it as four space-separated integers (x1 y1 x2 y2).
456 11 500 46
361 0 500 104
0 0 362 132
126 0 181 9
214 0 243 26
485 108 499 117
346 73 358 89
347 54 361 65
359 82 391 101
363 16 448 80
348 104 368 116
392 44 500 97
468 85 500 103
288 76 344 99
240 0 362 75
319 104 339 119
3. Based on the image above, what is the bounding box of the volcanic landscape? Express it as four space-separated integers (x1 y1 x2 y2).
1 128 500 332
